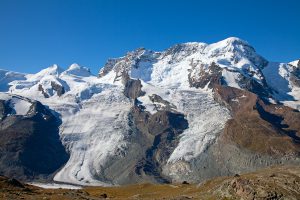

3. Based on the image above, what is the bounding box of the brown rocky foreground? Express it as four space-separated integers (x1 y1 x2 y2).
1 165 299 200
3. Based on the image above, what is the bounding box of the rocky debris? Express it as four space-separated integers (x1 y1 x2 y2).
0 95 69 181
205 166 300 200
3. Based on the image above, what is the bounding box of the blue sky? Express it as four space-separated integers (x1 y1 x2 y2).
0 0 299 74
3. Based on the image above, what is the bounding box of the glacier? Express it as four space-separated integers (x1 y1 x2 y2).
0 37 299 185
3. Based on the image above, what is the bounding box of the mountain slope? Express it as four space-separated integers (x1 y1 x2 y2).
0 93 68 181
0 37 299 186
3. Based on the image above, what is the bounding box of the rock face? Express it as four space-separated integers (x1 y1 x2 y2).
290 63 300 87
214 85 300 156
123 74 189 183
51 81 65 96
0 94 68 181
122 73 145 99
0 37 299 186
188 62 224 88
131 105 188 183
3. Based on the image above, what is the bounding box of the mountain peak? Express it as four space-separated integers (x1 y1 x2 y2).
289 59 300 67
67 63 81 70
29 64 64 80
207 37 251 51
222 37 249 45
63 63 91 77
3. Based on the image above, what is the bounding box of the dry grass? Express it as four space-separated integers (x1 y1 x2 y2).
1 165 299 200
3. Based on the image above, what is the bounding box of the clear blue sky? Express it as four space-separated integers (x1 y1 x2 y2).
0 0 299 74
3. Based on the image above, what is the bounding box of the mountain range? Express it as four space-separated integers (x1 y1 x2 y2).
0 37 299 186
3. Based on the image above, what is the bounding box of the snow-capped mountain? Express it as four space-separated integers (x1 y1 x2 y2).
0 37 299 186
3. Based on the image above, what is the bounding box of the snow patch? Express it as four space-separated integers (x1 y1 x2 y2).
29 182 82 189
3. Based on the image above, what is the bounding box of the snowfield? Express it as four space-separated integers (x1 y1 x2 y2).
0 93 32 115
263 62 300 110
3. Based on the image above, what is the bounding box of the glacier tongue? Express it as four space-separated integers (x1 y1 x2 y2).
5 65 132 185
166 89 230 162
53 84 131 186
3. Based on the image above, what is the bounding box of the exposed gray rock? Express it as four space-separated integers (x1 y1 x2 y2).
238 74 271 97
51 81 65 96
38 84 49 98
130 105 188 183
0 96 69 181
188 61 224 88
119 75 189 183
290 65 300 87
0 100 11 120
98 48 159 81
122 73 145 100
98 58 123 77
149 94 177 111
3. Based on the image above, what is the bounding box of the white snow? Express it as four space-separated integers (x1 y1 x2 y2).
0 93 32 115
263 62 300 110
222 69 241 88
166 90 230 162
53 84 131 186
0 93 12 101
1 64 131 186
289 60 299 67
62 63 91 77
9 97 32 115
29 182 82 189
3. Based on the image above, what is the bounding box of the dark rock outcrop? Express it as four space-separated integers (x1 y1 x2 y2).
122 74 189 183
51 81 65 96
131 105 188 183
289 63 300 87
0 96 69 181
238 74 271 98
38 84 49 98
213 85 300 156
122 74 145 100
188 62 224 89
